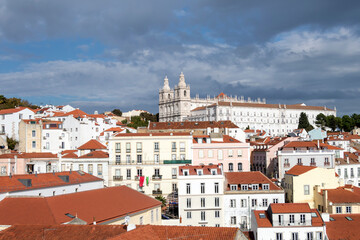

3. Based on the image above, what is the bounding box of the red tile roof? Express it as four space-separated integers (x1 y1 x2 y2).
179 165 222 176
149 121 239 130
0 107 31 115
104 127 124 132
115 132 192 137
324 186 360 203
282 141 343 150
110 225 239 240
0 225 128 240
193 135 241 144
77 139 107 150
60 109 88 118
285 165 317 176
62 152 78 158
326 214 360 240
78 151 109 159
225 171 282 191
0 171 102 193
270 203 311 213
61 150 77 155
0 153 19 159
0 186 161 225
19 152 58 159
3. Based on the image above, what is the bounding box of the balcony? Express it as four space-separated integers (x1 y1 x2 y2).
163 160 192 164
135 176 140 181
172 148 177 152
284 163 290 168
113 176 123 181
172 174 177 179
324 162 330 166
115 161 121 165
152 175 162 180
310 162 317 166
152 189 162 195
297 162 303 166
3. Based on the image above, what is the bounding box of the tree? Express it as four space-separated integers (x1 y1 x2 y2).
342 115 354 132
6 137 18 150
121 119 128 124
298 112 314 132
155 195 167 207
315 113 327 129
111 109 122 116
327 115 337 131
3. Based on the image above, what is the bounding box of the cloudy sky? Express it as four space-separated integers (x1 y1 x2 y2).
1 1 360 115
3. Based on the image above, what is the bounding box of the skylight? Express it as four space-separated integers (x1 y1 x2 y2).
311 212 317 218
65 213 75 219
345 216 353 221
259 213 266 219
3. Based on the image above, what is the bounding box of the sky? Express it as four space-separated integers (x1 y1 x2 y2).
1 1 360 116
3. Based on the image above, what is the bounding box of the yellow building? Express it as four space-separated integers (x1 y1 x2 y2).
18 119 42 153
283 165 342 208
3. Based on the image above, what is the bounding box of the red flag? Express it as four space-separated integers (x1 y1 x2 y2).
139 176 145 187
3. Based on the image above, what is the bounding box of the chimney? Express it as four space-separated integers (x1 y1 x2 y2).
93 217 96 225
346 157 350 164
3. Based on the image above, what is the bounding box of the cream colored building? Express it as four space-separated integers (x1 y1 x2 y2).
283 165 342 209
108 132 193 198
19 119 42 153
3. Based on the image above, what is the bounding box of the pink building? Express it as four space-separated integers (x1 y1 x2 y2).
192 134 250 172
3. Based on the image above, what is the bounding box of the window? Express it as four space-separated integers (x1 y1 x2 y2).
186 183 191 194
273 198 279 203
187 212 192 219
238 163 242 171
251 199 257 207
218 150 223 160
346 206 352 213
263 184 269 190
172 168 177 178
126 155 130 164
300 214 305 223
351 168 354 177
154 168 160 176
154 142 159 152
241 199 247 208
201 183 205 193
289 214 295 223
32 141 36 148
237 149 242 157
199 150 204 158
137 169 143 176
115 143 121 152
136 142 142 153
230 216 236 225
180 142 185 152
180 154 185 160
32 130 36 137
336 206 342 213
126 142 131 153
97 164 103 176
79 164 84 171
228 149 233 157
215 183 219 193
115 155 121 164
228 163 233 172
304 185 310 195
230 199 236 208
19 114 23 119
316 232 322 240
307 232 313 240
172 154 176 160
126 169 131 179
172 183 177 192
137 155 142 163
230 184 237 191
215 210 220 218
358 167 360 177
241 185 248 191
262 199 268 207
151 210 154 223
292 233 298 240
252 184 259 190
186 198 191 208
172 142 176 152
183 170 189 176
297 158 302 165
201 211 206 221
208 150 213 158
215 197 219 207
154 154 159 164
201 198 205 207
88 164 93 174
140 216 143 225
278 215 284 225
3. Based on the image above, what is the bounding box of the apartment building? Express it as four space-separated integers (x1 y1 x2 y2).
192 134 250 173
178 165 224 227
0 107 35 141
251 203 326 240
277 141 342 179
223 171 285 230
335 152 360 186
108 132 193 198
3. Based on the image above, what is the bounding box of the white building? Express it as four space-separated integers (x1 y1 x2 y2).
159 73 336 136
0 107 35 140
0 171 103 201
178 165 224 227
108 132 193 198
335 152 360 186
277 141 342 179
251 203 326 240
223 171 285 230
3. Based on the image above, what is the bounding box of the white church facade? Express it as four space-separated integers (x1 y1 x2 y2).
159 73 336 136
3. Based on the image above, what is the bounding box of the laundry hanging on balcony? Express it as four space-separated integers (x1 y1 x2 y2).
139 176 145 187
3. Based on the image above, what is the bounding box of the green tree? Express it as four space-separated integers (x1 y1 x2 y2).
121 119 128 124
6 137 18 150
155 195 167 207
111 109 122 116
342 115 354 132
315 113 328 129
298 112 314 132
326 115 337 131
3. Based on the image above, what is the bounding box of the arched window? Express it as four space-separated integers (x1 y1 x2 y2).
168 94 170 99
228 163 233 172
238 163 243 171
184 90 187 97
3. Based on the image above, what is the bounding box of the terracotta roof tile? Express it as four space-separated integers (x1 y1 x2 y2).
0 171 102 193
179 165 222 176
19 152 58 159
282 141 342 150
225 172 282 191
115 132 191 137
61 150 77 155
326 214 360 240
0 186 161 225
62 152 78 158
325 186 360 203
270 203 311 213
77 139 107 150
0 107 30 115
149 121 239 130
285 165 317 176
78 151 108 159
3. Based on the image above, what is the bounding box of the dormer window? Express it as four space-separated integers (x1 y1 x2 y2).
252 184 259 190
230 184 237 191
211 169 217 175
262 184 269 190
183 169 189 176
241 185 248 191
197 169 203 176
